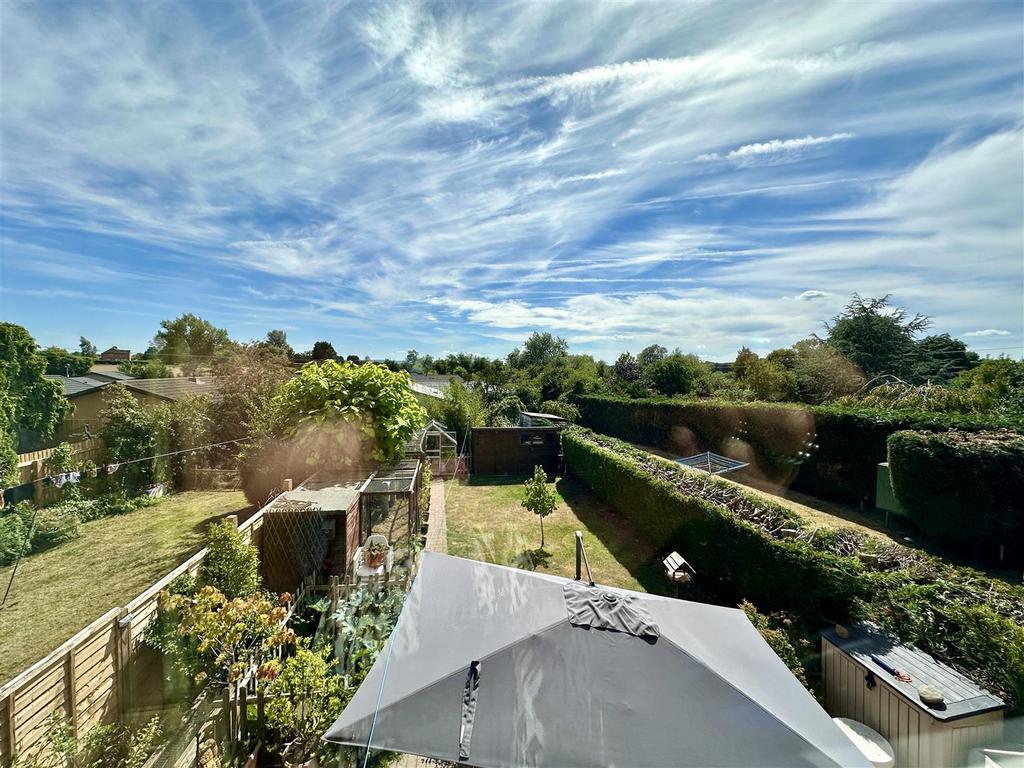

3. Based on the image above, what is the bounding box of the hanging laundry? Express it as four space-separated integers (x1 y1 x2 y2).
50 473 69 488
105 463 122 475
144 483 166 498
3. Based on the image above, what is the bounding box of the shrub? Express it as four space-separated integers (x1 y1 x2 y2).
240 361 426 505
888 430 1024 564
0 503 33 565
571 394 1022 505
740 601 812 691
562 427 1024 710
198 520 261 599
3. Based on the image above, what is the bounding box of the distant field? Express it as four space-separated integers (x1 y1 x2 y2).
446 475 663 594
0 490 250 684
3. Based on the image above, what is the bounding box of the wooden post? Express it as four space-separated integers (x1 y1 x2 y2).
226 514 238 530
239 687 248 748
5 691 16 759
283 478 293 491
256 689 265 746
116 609 131 719
66 647 79 740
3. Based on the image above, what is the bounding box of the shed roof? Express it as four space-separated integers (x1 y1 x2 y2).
821 623 1004 721
87 370 137 382
45 375 109 398
124 377 218 400
282 474 365 512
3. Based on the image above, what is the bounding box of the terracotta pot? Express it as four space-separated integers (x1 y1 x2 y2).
367 552 385 568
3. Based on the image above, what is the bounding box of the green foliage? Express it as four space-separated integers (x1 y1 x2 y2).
0 322 70 451
537 399 580 423
843 382 991 414
571 393 1022 505
41 346 94 376
116 357 169 379
427 379 485 445
612 352 641 383
153 312 231 372
99 384 172 494
508 332 568 370
743 358 797 402
242 361 426 505
482 388 525 427
888 430 1024 564
333 584 406 680
13 712 161 768
0 503 33 565
208 343 292 447
144 573 208 694
198 520 261 599
953 357 1024 417
825 294 930 380
311 340 337 360
79 337 98 358
262 329 293 358
643 353 710 397
740 601 812 690
265 644 345 762
522 465 557 546
563 428 1024 710
164 585 294 687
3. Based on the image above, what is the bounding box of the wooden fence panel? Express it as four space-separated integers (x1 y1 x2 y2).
0 495 280 766
16 438 104 485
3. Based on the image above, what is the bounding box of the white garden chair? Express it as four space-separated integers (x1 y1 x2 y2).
353 534 393 580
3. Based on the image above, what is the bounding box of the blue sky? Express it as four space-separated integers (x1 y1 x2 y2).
1 0 1022 362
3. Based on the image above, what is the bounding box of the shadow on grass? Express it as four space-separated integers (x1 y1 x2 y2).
554 475 671 596
466 475 528 487
512 547 552 571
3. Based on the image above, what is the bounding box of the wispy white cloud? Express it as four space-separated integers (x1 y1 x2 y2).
964 329 1011 337
0 0 1021 360
696 133 855 163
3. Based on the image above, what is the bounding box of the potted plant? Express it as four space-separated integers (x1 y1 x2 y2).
364 539 388 569
266 644 345 768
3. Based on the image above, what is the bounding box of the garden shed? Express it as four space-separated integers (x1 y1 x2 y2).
821 623 1005 768
471 427 561 476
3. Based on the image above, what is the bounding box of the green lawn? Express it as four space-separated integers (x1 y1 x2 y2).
446 475 664 594
0 491 251 684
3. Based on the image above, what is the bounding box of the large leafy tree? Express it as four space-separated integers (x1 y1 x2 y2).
637 344 667 368
824 294 929 380
262 329 294 359
153 313 231 370
209 344 293 446
912 334 980 384
41 346 94 377
79 337 98 357
311 341 337 361
612 352 641 383
644 352 710 397
508 332 568 370
0 323 70 451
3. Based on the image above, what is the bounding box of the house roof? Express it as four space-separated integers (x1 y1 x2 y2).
325 553 870 768
98 346 131 360
408 374 465 399
45 375 110 398
124 377 218 401
821 623 1004 721
86 371 137 382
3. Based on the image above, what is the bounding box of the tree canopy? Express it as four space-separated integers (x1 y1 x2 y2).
311 341 337 361
0 323 70 452
41 346 94 377
262 329 294 359
79 337 98 357
153 313 231 370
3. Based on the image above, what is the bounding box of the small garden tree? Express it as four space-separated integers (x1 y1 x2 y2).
198 520 261 599
522 465 556 547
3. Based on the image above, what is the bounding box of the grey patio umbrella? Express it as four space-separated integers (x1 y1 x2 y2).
324 552 869 768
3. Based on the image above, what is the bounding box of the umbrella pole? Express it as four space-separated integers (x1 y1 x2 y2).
575 531 594 586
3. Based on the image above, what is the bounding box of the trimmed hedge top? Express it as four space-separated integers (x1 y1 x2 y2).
570 395 1023 505
562 427 1024 710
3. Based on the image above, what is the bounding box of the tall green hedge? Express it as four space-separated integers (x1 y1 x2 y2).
571 395 1022 505
888 430 1024 565
562 427 1024 710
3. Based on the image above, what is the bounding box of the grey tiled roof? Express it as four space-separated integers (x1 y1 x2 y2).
124 377 219 400
87 371 137 382
822 623 1004 721
45 375 110 397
